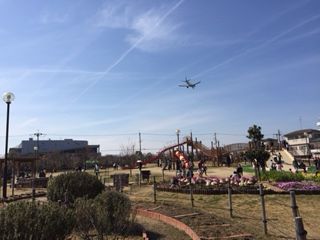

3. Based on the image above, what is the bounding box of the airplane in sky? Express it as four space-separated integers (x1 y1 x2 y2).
178 78 201 89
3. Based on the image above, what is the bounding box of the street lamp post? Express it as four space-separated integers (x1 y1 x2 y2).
176 129 180 150
2 92 15 199
32 146 38 201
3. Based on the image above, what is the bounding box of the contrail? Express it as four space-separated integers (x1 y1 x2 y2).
70 0 185 104
192 13 320 79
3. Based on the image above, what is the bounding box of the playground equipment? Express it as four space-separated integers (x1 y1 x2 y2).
174 150 190 168
143 136 232 168
133 133 252 173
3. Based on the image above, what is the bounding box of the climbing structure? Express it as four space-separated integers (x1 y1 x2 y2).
143 135 232 167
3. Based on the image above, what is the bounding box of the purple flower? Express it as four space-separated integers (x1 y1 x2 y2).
274 181 320 191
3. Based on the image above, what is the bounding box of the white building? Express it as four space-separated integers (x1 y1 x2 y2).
284 129 320 159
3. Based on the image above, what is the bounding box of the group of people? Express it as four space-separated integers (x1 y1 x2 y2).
292 158 307 173
268 153 283 171
112 162 119 170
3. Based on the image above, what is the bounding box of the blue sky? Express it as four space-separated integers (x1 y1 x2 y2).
0 0 319 155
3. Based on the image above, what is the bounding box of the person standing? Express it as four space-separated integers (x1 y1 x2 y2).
94 163 99 176
226 155 231 167
236 163 243 177
315 157 320 176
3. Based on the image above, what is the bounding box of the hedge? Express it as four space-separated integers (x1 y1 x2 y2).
0 201 74 240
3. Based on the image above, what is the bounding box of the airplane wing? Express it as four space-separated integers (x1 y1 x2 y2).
194 81 201 85
179 84 188 88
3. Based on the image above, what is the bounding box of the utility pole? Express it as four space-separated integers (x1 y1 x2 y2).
277 129 281 150
176 129 180 150
33 131 44 151
190 131 194 154
214 133 219 166
274 130 281 150
214 132 217 148
138 132 142 153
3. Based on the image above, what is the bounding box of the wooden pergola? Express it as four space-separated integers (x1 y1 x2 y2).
0 157 36 179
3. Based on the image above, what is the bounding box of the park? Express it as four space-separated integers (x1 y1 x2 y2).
1 125 320 240
0 1 319 239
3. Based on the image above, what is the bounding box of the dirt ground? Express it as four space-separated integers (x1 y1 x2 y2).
129 184 320 240
134 201 253 239
100 163 245 183
136 215 191 240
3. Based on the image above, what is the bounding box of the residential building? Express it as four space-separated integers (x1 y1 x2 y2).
262 138 280 151
283 129 320 159
224 143 248 154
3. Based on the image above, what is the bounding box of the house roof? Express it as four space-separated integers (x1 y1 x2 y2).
284 129 320 138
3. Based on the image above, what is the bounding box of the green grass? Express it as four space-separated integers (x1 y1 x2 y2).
261 171 305 182
242 164 255 173
308 165 316 173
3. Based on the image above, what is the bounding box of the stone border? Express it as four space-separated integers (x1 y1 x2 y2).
136 207 201 240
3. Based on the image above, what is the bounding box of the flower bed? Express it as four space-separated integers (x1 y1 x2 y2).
273 181 320 193
158 175 261 195
156 183 263 195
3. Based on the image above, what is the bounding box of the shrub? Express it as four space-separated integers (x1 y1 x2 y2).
261 171 305 182
94 191 132 235
37 203 75 240
47 172 105 203
74 198 96 240
0 201 74 240
74 191 132 239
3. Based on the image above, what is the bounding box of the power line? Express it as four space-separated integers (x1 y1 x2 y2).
46 133 137 137
142 133 175 136
0 131 250 138
216 132 246 136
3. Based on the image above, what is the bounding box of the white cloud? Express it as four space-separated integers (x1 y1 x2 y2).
94 0 184 52
95 1 133 29
126 10 181 51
